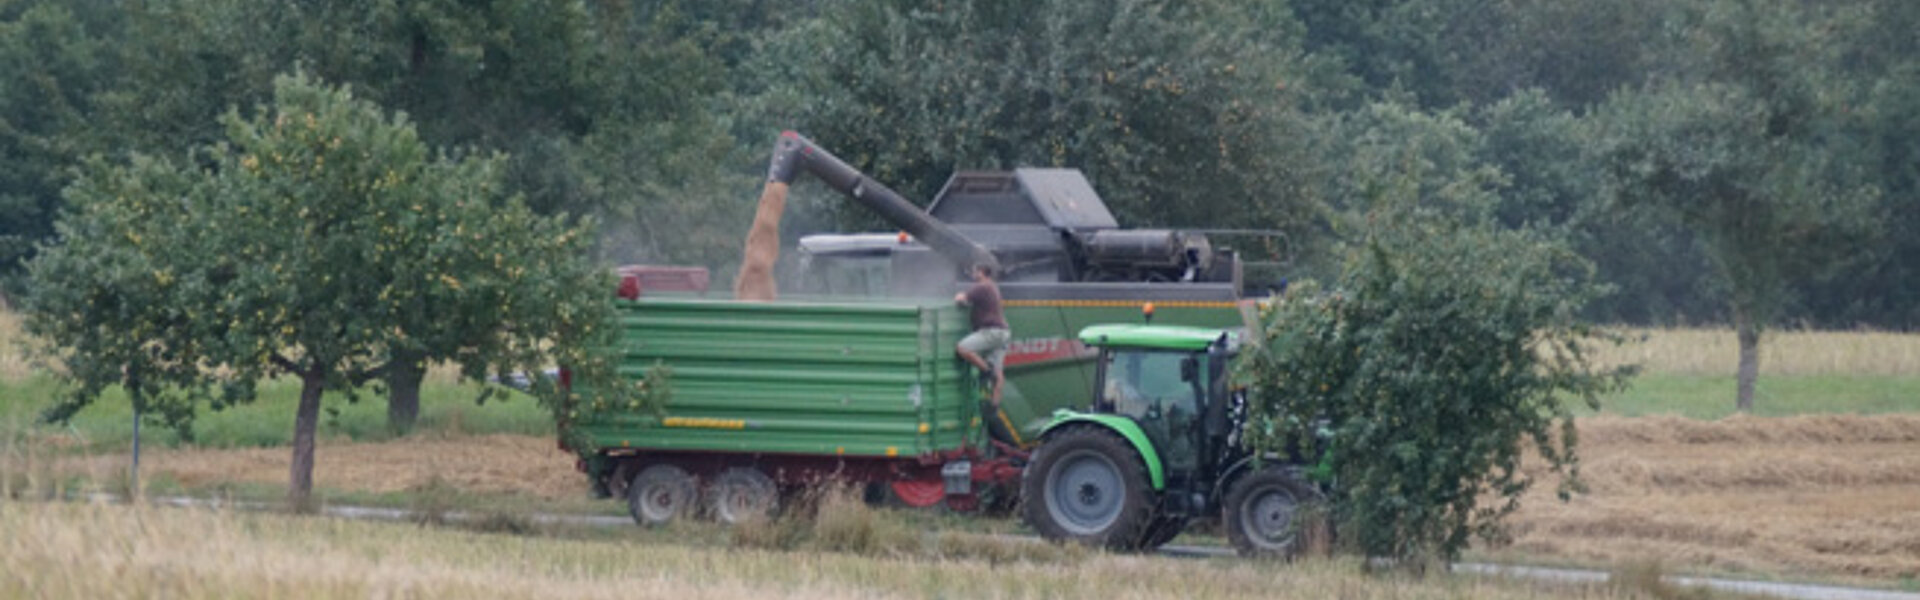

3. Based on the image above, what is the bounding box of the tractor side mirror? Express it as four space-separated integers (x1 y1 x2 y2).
1180 356 1198 382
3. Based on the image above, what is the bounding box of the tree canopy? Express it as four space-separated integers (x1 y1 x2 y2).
24 72 639 507
1239 208 1632 565
5 0 1912 333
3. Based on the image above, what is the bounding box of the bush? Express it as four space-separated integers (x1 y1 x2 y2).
1238 210 1633 567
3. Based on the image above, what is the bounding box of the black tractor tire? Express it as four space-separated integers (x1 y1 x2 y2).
708 467 779 525
627 463 698 526
1223 466 1328 559
1021 426 1155 551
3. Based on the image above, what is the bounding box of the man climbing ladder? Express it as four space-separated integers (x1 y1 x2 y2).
954 264 1009 406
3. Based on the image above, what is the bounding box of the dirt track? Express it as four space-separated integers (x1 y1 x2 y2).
63 415 1920 580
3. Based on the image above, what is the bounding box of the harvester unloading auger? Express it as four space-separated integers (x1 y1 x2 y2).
732 131 1000 300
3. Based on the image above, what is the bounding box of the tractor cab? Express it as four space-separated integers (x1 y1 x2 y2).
1081 324 1242 488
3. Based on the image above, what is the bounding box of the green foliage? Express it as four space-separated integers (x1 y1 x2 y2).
749 0 1327 247
6 0 1920 336
0 2 110 292
1238 209 1632 565
23 71 643 445
1593 81 1877 328
1315 101 1505 221
554 363 671 457
21 151 221 435
1473 91 1717 324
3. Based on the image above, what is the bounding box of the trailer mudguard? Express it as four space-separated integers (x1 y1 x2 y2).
1039 409 1165 490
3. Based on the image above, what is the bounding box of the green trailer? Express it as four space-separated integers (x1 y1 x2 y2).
564 292 1330 557
566 295 1022 524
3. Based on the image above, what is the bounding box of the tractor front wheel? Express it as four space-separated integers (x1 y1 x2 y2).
1021 426 1154 551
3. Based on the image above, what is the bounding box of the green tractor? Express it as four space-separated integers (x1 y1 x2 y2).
1021 323 1329 556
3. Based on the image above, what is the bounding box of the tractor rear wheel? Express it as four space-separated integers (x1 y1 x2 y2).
628 463 697 526
1224 466 1326 558
1021 426 1154 551
708 467 779 524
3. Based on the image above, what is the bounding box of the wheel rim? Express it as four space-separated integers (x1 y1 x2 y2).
1045 449 1125 535
712 469 774 524
631 465 693 524
1241 485 1299 549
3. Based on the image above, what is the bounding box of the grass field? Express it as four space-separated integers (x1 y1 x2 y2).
6 310 1920 594
1585 327 1920 418
0 501 1692 600
14 416 1914 587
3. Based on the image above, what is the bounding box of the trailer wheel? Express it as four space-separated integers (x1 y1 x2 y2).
1224 467 1326 558
1021 426 1154 550
628 464 697 526
708 467 778 524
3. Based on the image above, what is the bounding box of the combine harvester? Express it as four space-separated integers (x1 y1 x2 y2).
561 132 1323 555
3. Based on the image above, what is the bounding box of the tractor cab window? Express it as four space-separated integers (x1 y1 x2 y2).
1100 349 1200 421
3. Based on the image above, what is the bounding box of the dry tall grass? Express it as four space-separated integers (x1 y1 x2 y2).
0 309 38 380
55 416 1920 584
1595 328 1920 376
0 501 1649 600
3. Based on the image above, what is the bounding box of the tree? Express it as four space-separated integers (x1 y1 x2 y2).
1289 0 1500 108
745 0 1327 248
1237 207 1631 567
1471 90 1719 325
1802 0 1920 328
25 72 635 508
1592 0 1879 411
0 2 112 296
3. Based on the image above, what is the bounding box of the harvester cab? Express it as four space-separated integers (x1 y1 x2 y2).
1021 323 1328 557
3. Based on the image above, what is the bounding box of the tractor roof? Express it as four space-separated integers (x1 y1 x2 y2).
1078 324 1235 351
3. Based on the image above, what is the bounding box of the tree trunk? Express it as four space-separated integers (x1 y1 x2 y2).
1733 306 1761 413
289 368 326 512
386 351 426 436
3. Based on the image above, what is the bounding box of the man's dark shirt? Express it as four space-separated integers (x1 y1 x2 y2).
964 280 1008 330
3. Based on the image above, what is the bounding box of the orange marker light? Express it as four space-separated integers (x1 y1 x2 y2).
1142 302 1156 323
897 231 910 244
